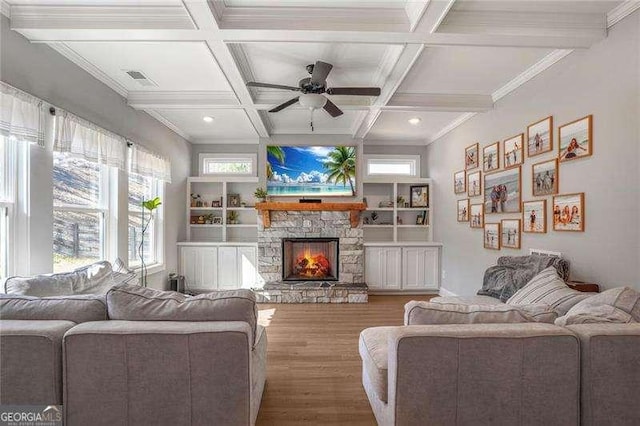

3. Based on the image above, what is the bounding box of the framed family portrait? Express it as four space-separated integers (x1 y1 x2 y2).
527 116 553 157
501 219 521 249
470 203 484 228
465 143 479 170
532 158 558 196
484 223 500 250
503 133 524 169
410 185 429 207
553 193 585 231
559 115 592 162
483 142 500 172
457 199 469 222
484 167 521 214
454 170 466 194
523 200 547 233
467 171 481 197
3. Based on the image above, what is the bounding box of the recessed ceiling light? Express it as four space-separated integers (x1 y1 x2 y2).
408 117 421 125
203 116 214 123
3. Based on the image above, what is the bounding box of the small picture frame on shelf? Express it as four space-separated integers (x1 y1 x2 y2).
213 217 222 225
211 200 221 208
410 185 429 207
416 214 424 225
228 194 241 207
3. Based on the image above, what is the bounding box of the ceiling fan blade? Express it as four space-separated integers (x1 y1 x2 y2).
323 99 343 118
269 97 299 113
310 61 333 84
326 87 381 96
246 81 300 91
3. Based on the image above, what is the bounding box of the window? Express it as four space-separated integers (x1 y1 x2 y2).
128 173 163 269
365 155 420 177
0 136 16 279
52 152 109 272
199 153 257 176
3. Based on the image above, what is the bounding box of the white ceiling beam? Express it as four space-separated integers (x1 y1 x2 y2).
353 43 425 139
412 0 457 33
607 1 640 28
404 0 430 32
385 93 493 112
127 91 240 109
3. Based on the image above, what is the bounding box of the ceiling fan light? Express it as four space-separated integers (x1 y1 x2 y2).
299 93 327 110
408 117 421 125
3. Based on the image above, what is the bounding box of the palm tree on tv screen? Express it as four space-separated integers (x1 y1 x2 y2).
266 146 285 180
324 146 356 196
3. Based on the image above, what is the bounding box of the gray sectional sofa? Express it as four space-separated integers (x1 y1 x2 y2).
0 285 267 426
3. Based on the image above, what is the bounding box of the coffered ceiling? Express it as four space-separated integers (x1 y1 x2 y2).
1 0 633 144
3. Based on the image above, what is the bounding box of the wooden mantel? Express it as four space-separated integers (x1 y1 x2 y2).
255 202 367 228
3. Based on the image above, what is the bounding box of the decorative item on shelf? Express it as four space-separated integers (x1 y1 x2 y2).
422 210 428 225
363 217 370 224
228 194 241 207
240 201 247 208
139 197 161 287
204 201 210 207
370 211 378 224
410 185 429 208
204 214 214 224
211 199 221 208
227 210 239 224
197 215 205 224
190 216 197 224
254 187 268 202
404 202 409 208
213 217 222 225
190 193 199 207
362 197 368 207
397 216 403 225
416 214 423 225
378 200 393 208
396 195 405 207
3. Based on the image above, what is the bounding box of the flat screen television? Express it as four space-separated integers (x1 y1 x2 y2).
266 145 356 197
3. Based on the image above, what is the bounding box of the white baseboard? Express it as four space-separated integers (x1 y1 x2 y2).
438 286 458 297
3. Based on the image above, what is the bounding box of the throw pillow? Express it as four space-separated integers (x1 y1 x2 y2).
404 301 558 325
555 286 640 326
507 266 593 315
106 284 259 343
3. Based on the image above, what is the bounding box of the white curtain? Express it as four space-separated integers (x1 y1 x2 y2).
129 142 172 183
54 111 127 170
0 82 46 146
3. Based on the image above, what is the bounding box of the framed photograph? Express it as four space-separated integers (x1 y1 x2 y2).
527 116 553 157
501 219 521 249
523 199 547 233
532 158 558 196
410 185 429 207
454 170 466 194
553 193 585 232
227 194 240 207
467 170 482 197
465 143 479 170
211 200 221 208
559 115 592 162
416 214 424 225
470 203 484 228
484 223 501 250
457 199 469 222
484 166 521 214
503 133 524 168
213 217 223 225
483 142 500 172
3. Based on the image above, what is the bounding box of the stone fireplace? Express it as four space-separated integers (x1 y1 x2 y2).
255 203 367 303
282 238 339 281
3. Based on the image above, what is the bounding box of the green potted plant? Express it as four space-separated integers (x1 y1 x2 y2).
254 187 268 202
139 196 161 287
227 210 239 224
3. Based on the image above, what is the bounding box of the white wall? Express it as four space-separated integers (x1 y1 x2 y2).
1 16 192 289
426 12 640 295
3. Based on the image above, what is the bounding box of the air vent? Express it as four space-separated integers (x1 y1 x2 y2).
125 70 157 87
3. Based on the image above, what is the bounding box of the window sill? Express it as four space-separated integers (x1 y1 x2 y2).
131 263 165 277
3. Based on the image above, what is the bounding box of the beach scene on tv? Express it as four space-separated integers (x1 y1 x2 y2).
266 146 356 196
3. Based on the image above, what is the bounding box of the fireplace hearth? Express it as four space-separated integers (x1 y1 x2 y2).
282 238 339 281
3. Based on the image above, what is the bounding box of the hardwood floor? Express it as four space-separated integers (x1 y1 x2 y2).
255 295 433 425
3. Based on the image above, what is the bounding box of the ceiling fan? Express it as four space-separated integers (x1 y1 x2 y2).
246 60 381 131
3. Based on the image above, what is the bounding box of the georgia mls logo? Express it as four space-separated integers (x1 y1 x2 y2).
0 405 62 425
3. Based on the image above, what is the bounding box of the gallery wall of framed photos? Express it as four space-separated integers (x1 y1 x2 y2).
453 113 593 250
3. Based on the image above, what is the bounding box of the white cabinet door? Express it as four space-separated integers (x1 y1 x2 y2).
365 247 402 290
217 247 239 289
237 246 258 289
402 247 440 290
180 247 218 291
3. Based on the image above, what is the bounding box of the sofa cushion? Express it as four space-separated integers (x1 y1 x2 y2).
404 301 558 325
359 327 395 403
555 287 640 326
0 294 108 323
507 267 593 315
3 261 136 296
106 284 258 343
430 296 504 306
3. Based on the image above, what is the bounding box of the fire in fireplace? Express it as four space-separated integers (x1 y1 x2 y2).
282 238 339 281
